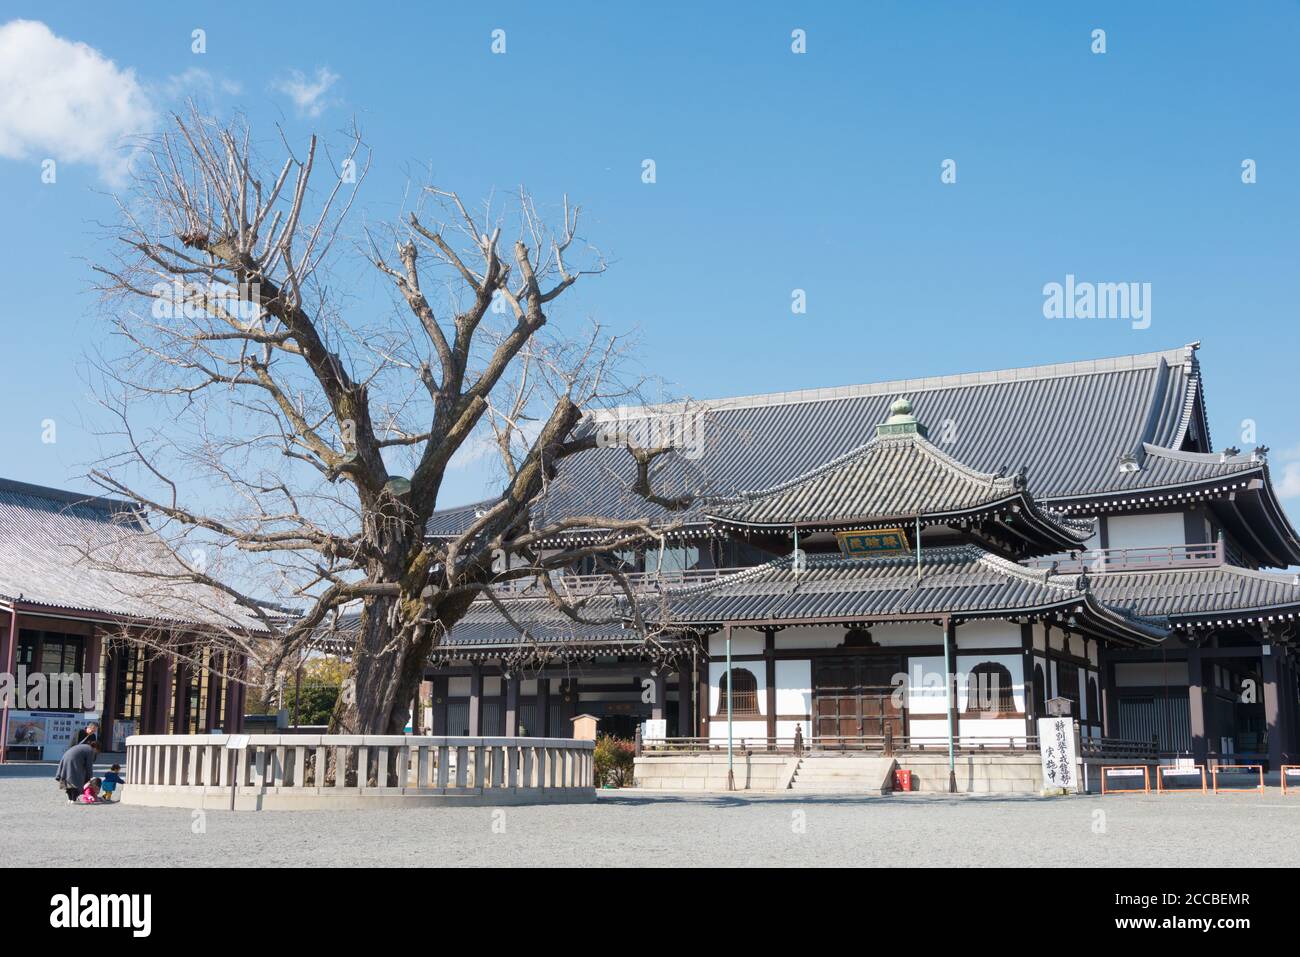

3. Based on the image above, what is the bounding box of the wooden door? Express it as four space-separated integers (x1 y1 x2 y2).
814 656 904 749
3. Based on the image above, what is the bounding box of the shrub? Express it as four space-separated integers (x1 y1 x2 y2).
593 735 636 788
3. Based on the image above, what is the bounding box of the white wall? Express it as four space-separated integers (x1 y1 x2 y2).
955 620 1020 650
707 628 765 656
771 622 948 650
1106 511 1187 550
903 654 1025 715
775 660 811 717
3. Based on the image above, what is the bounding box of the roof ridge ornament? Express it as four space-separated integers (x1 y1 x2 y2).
875 396 928 438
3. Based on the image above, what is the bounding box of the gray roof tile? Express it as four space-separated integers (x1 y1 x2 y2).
429 344 1212 536
0 478 267 630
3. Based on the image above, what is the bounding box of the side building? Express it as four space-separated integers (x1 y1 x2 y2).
0 479 262 759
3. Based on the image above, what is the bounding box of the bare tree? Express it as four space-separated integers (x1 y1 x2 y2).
89 108 701 738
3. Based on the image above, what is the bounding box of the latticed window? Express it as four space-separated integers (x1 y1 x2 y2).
966 662 1015 714
715 668 760 716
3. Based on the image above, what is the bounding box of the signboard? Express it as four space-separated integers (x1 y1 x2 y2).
112 719 138 752
1038 717 1079 792
642 719 667 744
224 734 251 750
1045 696 1073 717
835 527 910 559
4 710 94 760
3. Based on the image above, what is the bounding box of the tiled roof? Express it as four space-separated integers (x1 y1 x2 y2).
331 546 1166 656
705 431 1093 549
1090 565 1300 624
668 549 1165 644
0 478 267 630
429 343 1213 536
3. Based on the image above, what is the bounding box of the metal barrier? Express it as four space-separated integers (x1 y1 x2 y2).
1100 765 1150 794
1282 766 1300 795
1156 765 1206 794
1212 764 1264 795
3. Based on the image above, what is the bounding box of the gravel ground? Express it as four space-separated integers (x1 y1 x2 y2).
4 773 1298 867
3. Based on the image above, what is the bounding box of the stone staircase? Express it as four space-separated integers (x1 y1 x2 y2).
787 754 897 794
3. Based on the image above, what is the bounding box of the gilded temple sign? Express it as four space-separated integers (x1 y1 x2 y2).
834 527 910 558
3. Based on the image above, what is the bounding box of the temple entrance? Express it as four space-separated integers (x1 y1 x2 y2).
813 655 905 749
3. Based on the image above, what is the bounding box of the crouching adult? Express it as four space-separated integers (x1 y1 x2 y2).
55 735 99 804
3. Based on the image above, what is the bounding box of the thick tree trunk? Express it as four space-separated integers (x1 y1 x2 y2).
332 595 423 735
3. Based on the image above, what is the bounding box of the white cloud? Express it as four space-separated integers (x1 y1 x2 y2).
161 67 243 99
1275 445 1300 501
0 19 155 184
272 67 339 118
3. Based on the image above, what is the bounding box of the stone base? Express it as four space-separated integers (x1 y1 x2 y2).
121 785 596 811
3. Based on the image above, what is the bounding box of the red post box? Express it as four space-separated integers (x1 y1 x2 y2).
894 768 913 792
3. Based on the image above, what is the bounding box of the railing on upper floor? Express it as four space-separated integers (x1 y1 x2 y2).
1022 540 1224 574
488 565 749 597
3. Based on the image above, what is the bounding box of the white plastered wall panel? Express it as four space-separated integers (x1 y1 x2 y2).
905 655 948 716
775 659 811 717
872 621 946 647
954 619 1020 650
1105 511 1188 550
774 627 844 649
707 628 765 657
958 717 1027 744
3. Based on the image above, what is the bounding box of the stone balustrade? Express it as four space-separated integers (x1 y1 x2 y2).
121 734 595 810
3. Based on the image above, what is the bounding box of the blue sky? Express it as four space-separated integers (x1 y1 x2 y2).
1 1 1297 510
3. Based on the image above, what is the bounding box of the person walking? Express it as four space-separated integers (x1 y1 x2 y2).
54 735 98 804
74 721 99 747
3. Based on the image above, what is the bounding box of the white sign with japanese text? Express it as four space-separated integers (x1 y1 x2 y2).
1038 717 1079 792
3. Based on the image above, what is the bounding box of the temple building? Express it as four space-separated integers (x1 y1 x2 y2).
414 342 1300 776
0 479 257 758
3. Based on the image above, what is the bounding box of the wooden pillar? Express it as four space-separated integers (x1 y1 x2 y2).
537 678 550 736
204 665 223 734
172 659 189 733
430 675 449 735
697 666 710 738
677 669 692 739
99 641 121 752
1187 648 1209 763
562 677 578 731
1101 649 1119 738
467 664 482 736
223 658 241 733
650 671 666 722
1263 646 1284 771
504 675 520 737
1285 651 1300 762
945 618 959 743
154 657 174 735
764 630 777 745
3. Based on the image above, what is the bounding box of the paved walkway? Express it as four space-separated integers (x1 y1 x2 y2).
3 776 1298 867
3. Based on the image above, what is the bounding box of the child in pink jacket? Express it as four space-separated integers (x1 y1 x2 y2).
78 777 103 803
